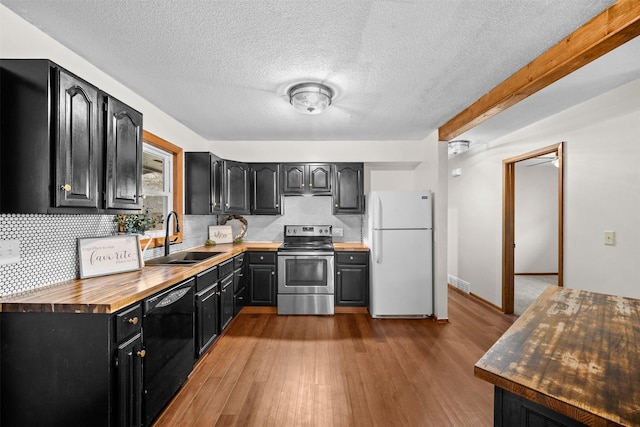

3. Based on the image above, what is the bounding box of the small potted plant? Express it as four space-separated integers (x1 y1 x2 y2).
113 210 163 235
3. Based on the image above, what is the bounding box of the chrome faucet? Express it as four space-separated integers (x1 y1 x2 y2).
164 211 180 256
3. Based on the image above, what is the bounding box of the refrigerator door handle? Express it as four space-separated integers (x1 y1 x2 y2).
374 229 383 264
375 196 382 230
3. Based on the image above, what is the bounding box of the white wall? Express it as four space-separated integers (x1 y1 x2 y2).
448 78 640 306
414 131 449 320
515 162 558 273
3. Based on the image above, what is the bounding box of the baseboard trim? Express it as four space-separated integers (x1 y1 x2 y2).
448 284 511 316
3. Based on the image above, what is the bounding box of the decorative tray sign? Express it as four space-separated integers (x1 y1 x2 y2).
208 226 233 244
78 235 144 279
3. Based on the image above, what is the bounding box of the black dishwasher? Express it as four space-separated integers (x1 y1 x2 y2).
143 277 195 426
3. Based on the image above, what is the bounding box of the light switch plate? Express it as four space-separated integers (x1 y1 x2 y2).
0 239 21 265
604 231 615 246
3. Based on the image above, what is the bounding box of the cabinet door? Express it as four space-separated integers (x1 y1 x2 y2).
185 152 212 215
223 160 250 214
211 157 224 214
336 265 368 306
234 286 247 315
333 163 364 214
251 163 281 214
308 164 332 195
105 95 143 210
281 164 306 194
116 333 144 427
196 284 219 357
220 275 234 331
248 264 276 305
55 69 101 209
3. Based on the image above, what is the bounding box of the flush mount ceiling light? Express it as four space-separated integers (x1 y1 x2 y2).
289 82 333 114
448 140 471 156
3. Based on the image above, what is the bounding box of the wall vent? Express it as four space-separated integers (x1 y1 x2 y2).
448 274 470 294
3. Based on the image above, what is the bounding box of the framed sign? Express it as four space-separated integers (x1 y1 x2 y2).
208 226 233 244
78 235 144 279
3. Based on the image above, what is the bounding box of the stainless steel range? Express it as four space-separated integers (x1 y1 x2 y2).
277 225 335 315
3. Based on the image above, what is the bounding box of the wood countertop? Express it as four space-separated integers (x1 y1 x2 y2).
0 242 280 315
474 286 640 426
0 241 367 315
333 242 369 251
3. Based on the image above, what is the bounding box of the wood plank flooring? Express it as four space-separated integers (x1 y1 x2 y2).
153 289 514 427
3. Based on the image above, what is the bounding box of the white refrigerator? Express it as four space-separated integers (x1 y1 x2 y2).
364 191 433 318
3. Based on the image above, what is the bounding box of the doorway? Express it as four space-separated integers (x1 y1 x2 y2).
502 143 564 314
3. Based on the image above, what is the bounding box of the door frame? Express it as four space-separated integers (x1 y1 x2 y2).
502 142 564 314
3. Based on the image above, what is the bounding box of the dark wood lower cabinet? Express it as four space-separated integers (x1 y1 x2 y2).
247 252 277 306
494 388 587 427
116 333 144 427
248 264 276 305
335 251 369 307
233 255 247 314
1 309 143 427
220 274 234 331
195 283 219 358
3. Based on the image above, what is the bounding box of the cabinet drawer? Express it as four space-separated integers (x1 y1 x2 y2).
336 252 368 265
115 303 142 342
218 258 234 278
234 254 245 269
248 252 276 264
196 265 218 292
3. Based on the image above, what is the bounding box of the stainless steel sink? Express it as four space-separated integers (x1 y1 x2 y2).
145 251 225 266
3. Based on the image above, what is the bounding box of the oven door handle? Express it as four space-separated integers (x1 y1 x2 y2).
278 251 335 257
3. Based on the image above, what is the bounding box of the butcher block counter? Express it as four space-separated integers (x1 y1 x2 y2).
0 241 368 314
0 242 281 314
475 286 640 427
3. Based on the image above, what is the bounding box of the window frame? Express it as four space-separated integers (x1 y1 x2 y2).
141 130 183 250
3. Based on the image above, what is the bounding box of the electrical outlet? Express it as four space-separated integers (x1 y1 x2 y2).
333 228 344 237
604 231 615 246
0 239 21 265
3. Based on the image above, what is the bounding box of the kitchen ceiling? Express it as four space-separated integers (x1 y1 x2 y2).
2 0 634 142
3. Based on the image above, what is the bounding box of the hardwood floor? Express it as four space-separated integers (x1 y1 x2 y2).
153 290 514 427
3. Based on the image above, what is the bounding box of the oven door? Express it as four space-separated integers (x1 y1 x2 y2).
277 252 335 294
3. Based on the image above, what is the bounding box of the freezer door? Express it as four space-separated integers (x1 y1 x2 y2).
370 229 433 317
369 191 432 230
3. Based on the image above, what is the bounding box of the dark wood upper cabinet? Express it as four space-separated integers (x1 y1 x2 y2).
0 59 143 213
55 68 101 209
281 164 305 194
104 94 143 210
223 160 250 214
250 163 280 214
211 157 223 214
281 163 332 195
333 163 364 214
185 152 223 215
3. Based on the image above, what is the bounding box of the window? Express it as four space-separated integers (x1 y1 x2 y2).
141 130 183 249
143 144 172 235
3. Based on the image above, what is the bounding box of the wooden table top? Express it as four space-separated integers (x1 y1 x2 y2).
474 286 640 426
0 241 368 314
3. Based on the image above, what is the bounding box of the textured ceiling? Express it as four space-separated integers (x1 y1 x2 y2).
0 0 626 141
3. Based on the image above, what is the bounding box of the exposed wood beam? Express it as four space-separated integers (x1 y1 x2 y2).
438 0 640 142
